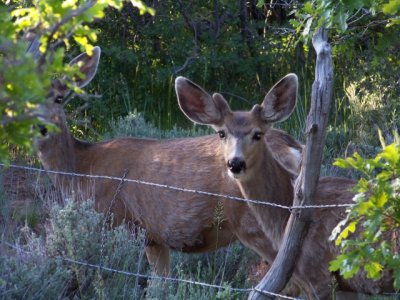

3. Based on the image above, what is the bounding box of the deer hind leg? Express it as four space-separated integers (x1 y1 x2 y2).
145 242 170 276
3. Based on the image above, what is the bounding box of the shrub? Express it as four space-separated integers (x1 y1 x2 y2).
1 198 149 299
330 132 400 289
105 111 211 140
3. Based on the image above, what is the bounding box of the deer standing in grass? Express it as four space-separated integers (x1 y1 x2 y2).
35 46 304 293
176 76 395 298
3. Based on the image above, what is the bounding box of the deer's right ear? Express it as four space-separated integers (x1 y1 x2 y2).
69 46 101 88
261 73 298 124
175 77 229 125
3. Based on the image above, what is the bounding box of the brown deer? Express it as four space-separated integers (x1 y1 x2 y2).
176 75 394 298
35 46 304 293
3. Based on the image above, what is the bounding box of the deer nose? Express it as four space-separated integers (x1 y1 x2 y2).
38 124 48 136
33 124 48 136
227 158 246 174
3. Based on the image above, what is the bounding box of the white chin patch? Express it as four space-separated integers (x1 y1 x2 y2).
228 170 244 179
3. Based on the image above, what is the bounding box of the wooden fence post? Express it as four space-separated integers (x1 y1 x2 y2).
248 27 334 299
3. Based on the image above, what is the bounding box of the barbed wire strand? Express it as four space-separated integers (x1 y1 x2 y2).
0 240 302 300
0 163 353 210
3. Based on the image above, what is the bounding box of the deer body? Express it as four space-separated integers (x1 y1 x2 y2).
37 111 304 275
176 74 394 298
37 109 301 272
36 47 304 288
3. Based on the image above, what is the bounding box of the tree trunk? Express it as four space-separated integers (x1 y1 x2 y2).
248 27 334 300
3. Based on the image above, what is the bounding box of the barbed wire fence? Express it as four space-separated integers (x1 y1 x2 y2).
0 162 355 300
0 163 353 210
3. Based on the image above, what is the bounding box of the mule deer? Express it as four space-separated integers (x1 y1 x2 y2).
176 75 394 298
34 46 304 291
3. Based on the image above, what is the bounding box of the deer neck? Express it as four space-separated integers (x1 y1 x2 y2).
37 120 79 174
235 146 293 249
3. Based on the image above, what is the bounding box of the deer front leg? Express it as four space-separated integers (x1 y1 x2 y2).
145 242 170 276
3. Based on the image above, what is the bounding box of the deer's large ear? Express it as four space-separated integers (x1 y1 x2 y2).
261 73 298 123
175 77 230 125
69 47 101 88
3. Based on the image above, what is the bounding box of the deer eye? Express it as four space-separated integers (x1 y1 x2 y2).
217 130 226 139
54 95 63 104
253 131 263 141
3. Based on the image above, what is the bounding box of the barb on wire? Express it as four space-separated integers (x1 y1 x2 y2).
0 163 353 210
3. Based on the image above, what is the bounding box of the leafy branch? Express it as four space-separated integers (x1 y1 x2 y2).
330 132 400 289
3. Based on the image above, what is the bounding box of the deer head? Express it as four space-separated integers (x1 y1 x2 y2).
175 74 298 181
34 47 101 139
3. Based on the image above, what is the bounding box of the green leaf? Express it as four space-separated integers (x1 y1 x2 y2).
256 0 265 8
335 221 357 246
376 192 388 208
355 200 372 215
356 178 370 193
329 256 343 272
343 263 360 279
383 0 400 15
364 261 383 279
380 143 399 165
376 170 393 181
303 1 313 14
334 157 352 169
130 0 155 15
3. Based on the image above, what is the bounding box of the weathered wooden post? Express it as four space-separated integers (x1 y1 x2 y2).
248 27 334 299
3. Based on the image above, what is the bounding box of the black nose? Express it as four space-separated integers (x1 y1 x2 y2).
227 158 246 174
38 124 48 136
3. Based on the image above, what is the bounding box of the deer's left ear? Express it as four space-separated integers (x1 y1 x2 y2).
69 46 101 88
261 73 298 123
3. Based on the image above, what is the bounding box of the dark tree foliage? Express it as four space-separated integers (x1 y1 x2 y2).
87 0 312 131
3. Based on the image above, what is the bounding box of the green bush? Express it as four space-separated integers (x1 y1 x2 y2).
330 132 400 289
1 198 149 299
105 111 211 139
